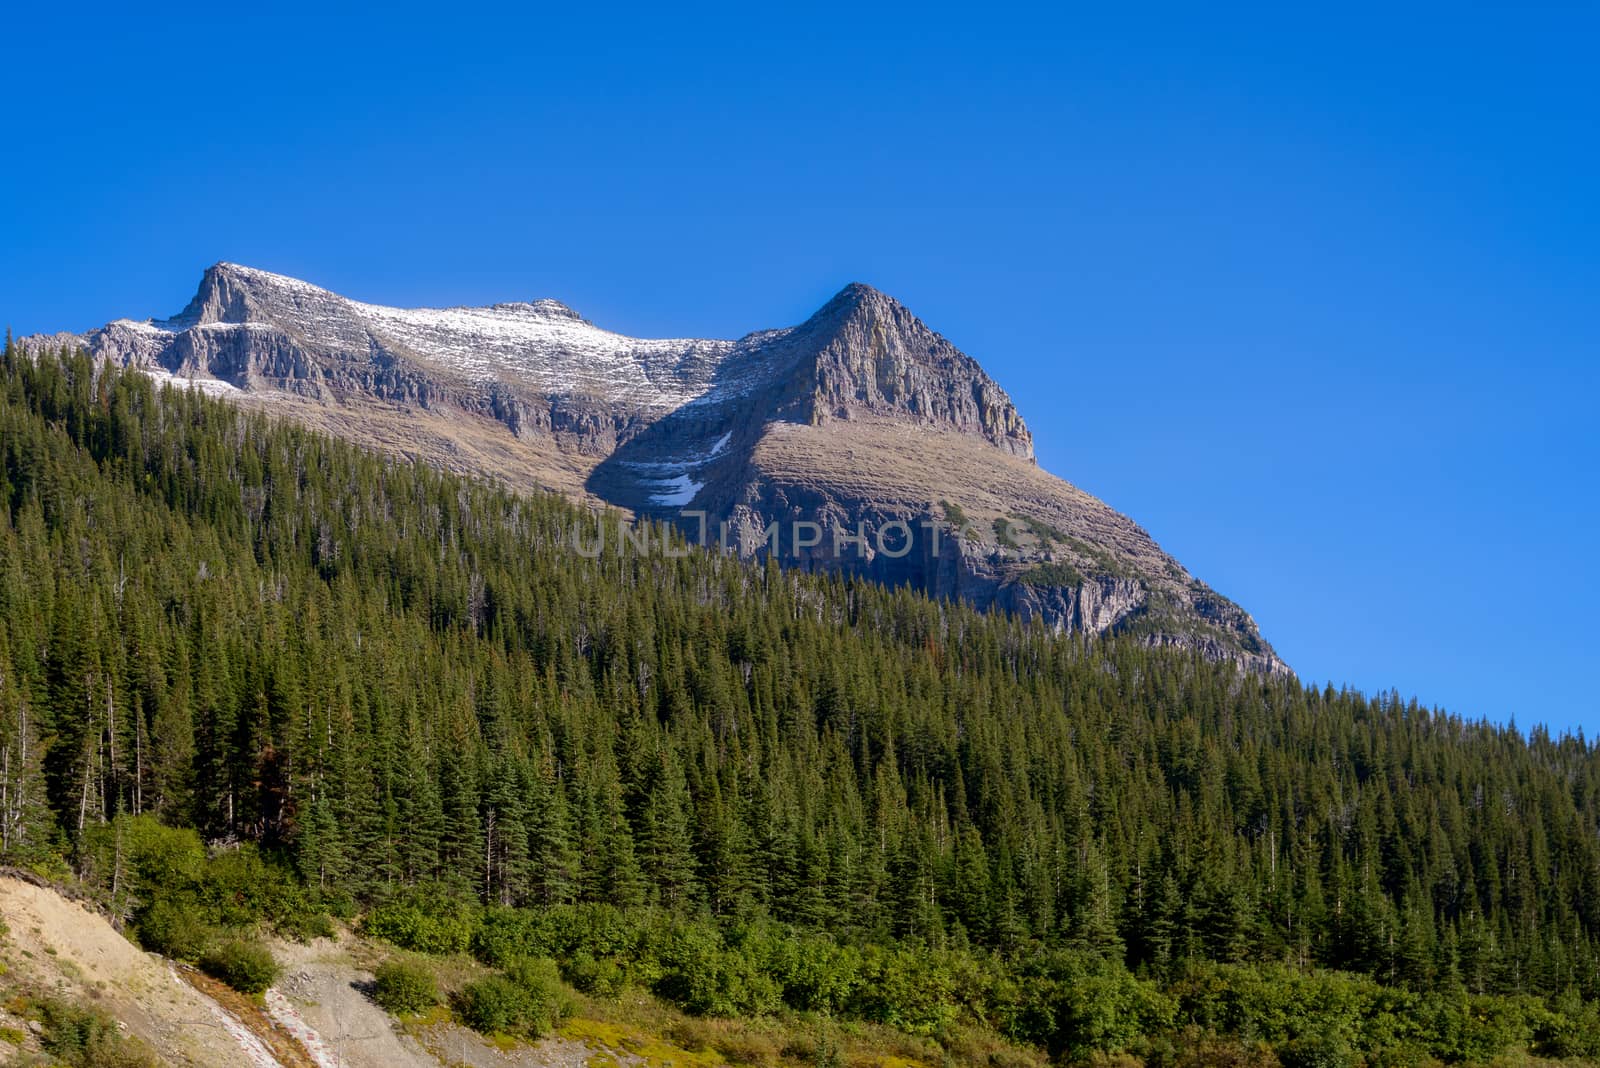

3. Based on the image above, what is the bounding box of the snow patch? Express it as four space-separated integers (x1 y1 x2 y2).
649 473 703 506
141 366 245 397
109 318 175 335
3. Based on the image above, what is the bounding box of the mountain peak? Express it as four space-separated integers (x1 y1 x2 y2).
834 280 889 303
206 261 330 294
794 283 1035 461
807 281 898 323
160 262 331 328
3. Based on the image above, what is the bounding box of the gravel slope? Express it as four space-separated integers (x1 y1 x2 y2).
0 874 271 1067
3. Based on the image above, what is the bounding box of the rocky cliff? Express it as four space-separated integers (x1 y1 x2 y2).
21 263 1287 674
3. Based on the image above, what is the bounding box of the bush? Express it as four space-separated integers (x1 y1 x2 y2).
1537 989 1600 1059
653 921 781 1017
278 909 336 943
1364 1045 1442 1068
362 884 479 955
373 958 439 1015
201 939 281 994
472 907 556 967
135 898 214 960
717 1030 779 1066
665 1016 719 1052
200 846 324 935
454 975 540 1036
94 818 329 948
850 945 961 1036
37 997 162 1068
1169 1028 1282 1068
1017 561 1085 587
503 956 574 1032
563 951 625 998
38 998 118 1058
1278 1035 1355 1068
751 929 861 1014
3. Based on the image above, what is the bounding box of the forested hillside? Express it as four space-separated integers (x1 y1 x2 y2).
4 337 1600 1064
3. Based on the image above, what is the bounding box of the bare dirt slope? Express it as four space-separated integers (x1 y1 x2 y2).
270 936 603 1068
268 937 440 1068
0 874 678 1068
0 875 265 1067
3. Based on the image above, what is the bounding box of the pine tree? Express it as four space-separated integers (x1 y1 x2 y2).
639 745 699 910
1069 838 1123 957
0 640 51 860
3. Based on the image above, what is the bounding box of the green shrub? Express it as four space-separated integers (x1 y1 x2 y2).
1168 1028 1282 1068
1536 989 1600 1059
472 906 555 966
652 920 781 1017
1364 1044 1441 1068
201 846 318 932
364 904 473 954
1278 1035 1355 1068
362 884 478 955
454 974 539 1036
503 956 574 1031
96 818 328 948
1019 515 1067 544
740 925 861 1015
38 998 113 1055
201 938 281 994
850 945 962 1036
665 1016 719 1052
563 951 625 998
135 898 214 960
717 1030 779 1067
122 815 206 891
1017 561 1085 587
278 909 336 943
373 958 439 1015
37 997 162 1068
1052 968 1174 1061
320 888 360 921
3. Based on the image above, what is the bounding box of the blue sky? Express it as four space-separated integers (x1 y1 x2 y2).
2 3 1595 733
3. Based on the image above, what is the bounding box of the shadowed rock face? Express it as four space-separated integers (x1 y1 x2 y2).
23 263 1288 675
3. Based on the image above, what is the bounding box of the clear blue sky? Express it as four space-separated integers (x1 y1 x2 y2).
3 3 1595 733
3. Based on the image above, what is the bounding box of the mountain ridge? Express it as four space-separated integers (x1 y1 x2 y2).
19 263 1286 675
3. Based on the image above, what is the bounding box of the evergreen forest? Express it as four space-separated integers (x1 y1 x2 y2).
4 339 1600 1065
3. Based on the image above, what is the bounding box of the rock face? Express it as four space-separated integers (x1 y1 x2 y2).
23 263 1288 675
792 283 1033 457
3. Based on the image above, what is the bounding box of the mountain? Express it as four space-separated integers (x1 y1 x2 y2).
22 262 1284 673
